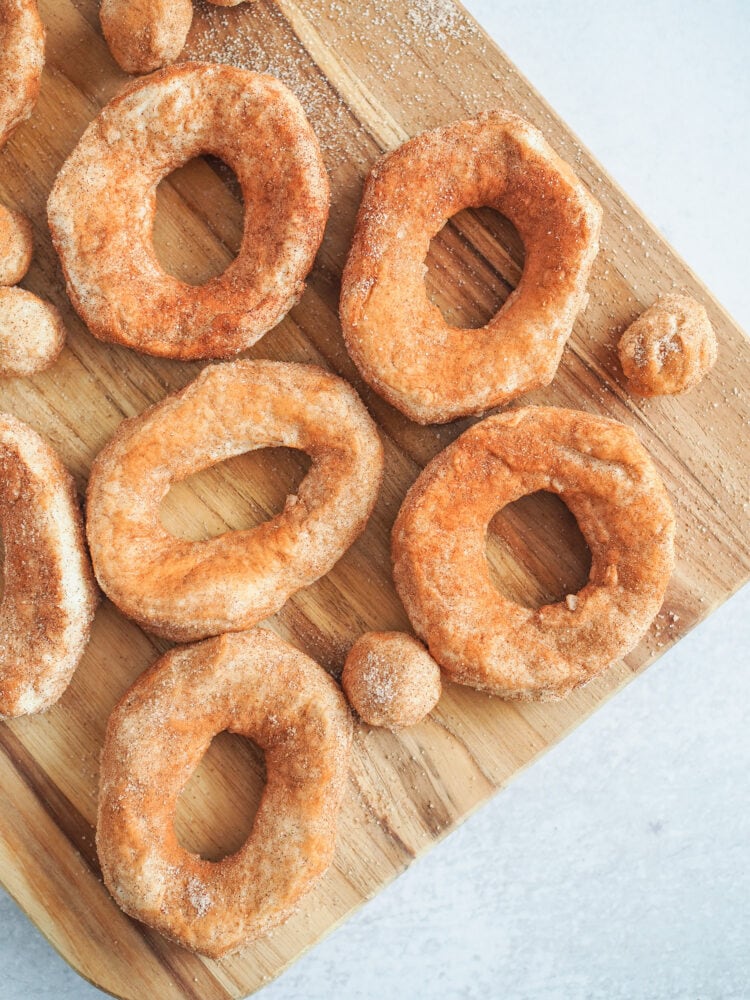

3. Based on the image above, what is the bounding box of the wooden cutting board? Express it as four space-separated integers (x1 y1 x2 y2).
1 1 748 997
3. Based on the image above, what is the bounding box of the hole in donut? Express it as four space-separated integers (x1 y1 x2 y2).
174 731 266 862
153 156 244 286
425 207 525 329
486 491 591 610
160 447 312 542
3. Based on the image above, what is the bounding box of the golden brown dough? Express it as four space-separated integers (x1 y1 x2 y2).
342 631 442 730
341 111 602 424
97 628 352 957
0 0 44 147
0 206 33 286
86 360 384 642
100 0 251 74
618 293 717 396
0 287 66 377
48 63 330 360
393 406 675 700
0 414 98 719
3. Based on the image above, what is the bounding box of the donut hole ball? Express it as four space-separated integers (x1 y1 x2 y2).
0 207 33 286
0 288 66 377
618 293 717 397
342 631 442 730
100 0 193 75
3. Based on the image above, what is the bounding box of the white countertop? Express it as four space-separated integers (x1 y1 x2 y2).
2 2 749 997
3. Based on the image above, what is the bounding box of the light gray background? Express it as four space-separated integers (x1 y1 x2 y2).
2 1 749 998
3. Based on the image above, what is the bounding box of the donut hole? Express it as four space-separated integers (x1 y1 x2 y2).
486 490 591 609
425 207 525 329
174 731 266 862
160 447 312 541
153 156 244 286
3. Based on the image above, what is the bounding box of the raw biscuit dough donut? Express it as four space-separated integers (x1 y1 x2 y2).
0 414 98 718
0 0 45 147
97 628 353 957
0 287 66 377
86 360 384 642
342 631 442 730
393 406 675 700
341 111 602 424
48 63 330 360
618 293 718 396
0 206 33 286
100 0 250 74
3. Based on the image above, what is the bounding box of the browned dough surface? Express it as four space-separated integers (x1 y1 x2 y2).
342 631 442 730
48 62 330 359
97 628 353 957
393 406 675 699
618 293 718 396
86 359 384 641
340 111 602 424
0 0 44 147
0 413 98 718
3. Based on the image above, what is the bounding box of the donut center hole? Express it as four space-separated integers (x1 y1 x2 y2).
486 490 591 610
160 447 312 541
174 731 266 862
425 207 525 329
153 155 244 285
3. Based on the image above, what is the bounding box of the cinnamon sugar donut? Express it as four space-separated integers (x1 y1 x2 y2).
618 293 718 396
341 111 602 424
48 63 329 360
100 0 250 74
86 360 383 642
342 631 441 730
97 628 352 957
0 0 44 147
0 206 33 285
393 407 675 700
0 414 98 719
0 287 66 377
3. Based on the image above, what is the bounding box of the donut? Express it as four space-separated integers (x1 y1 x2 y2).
97 628 352 957
47 63 330 360
618 293 718 396
342 631 442 730
100 0 250 74
0 206 33 286
340 111 602 424
0 0 45 148
0 414 98 719
392 407 675 700
0 287 66 377
86 360 383 642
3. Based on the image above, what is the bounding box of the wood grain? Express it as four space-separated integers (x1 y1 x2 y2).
1 1 748 996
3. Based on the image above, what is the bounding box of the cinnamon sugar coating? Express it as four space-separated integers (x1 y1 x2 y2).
0 0 44 147
393 407 675 700
97 629 353 957
618 293 717 396
0 206 33 286
101 0 251 74
48 63 330 360
0 414 98 719
340 111 602 424
86 360 384 642
100 0 193 74
342 631 441 730
0 287 66 377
